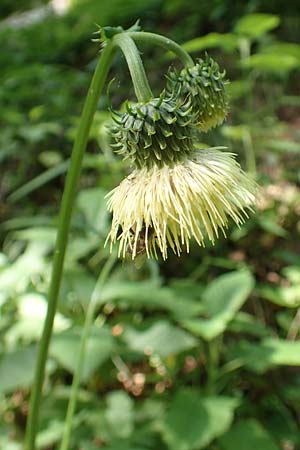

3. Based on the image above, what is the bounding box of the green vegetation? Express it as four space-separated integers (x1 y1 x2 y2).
1 1 300 449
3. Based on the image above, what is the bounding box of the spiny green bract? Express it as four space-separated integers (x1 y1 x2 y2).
111 92 196 169
167 55 229 132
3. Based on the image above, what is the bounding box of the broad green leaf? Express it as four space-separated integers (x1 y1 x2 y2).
182 33 238 53
61 269 96 307
161 390 238 450
219 419 280 450
261 43 300 61
230 339 300 373
0 347 37 393
122 321 197 358
105 391 134 439
234 14 280 38
182 271 254 340
50 326 114 380
241 53 299 73
76 187 108 233
100 281 204 319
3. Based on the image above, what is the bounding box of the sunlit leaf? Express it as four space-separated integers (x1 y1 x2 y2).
182 33 238 53
230 339 300 373
259 284 300 308
241 53 299 73
234 14 280 38
261 42 300 61
5 293 69 345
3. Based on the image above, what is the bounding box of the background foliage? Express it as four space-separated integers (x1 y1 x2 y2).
1 1 300 449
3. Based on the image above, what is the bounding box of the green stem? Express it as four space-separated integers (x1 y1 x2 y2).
59 255 116 450
24 40 116 450
114 33 153 103
205 339 220 395
129 31 194 67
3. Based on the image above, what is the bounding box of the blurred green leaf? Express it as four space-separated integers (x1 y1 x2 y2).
76 187 109 234
100 280 204 319
50 326 114 380
182 271 254 340
258 217 288 238
105 391 134 439
234 14 280 38
182 33 238 53
0 346 37 393
260 284 300 308
219 419 280 450
230 339 300 373
226 80 252 100
0 241 52 297
122 321 197 358
241 53 299 73
161 390 238 450
261 43 300 61
266 139 300 154
36 419 65 449
227 312 270 337
5 293 69 345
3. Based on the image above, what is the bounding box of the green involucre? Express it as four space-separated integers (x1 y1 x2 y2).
111 93 196 168
167 56 229 132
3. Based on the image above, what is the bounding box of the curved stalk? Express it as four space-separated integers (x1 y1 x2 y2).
114 33 153 102
59 255 116 450
128 31 194 67
24 40 116 450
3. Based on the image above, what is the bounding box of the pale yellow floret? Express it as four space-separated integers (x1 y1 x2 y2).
105 148 256 260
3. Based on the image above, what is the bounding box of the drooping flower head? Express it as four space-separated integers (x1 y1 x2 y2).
106 148 256 260
111 92 195 168
167 55 229 132
105 50 256 261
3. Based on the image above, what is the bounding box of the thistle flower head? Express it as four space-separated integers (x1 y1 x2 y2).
111 92 196 168
105 148 256 260
167 56 229 132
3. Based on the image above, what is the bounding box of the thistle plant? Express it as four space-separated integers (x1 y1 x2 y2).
24 23 256 450
105 31 255 261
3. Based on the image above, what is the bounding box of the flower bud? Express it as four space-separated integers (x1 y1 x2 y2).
167 56 229 132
